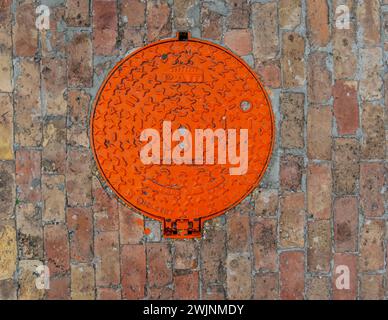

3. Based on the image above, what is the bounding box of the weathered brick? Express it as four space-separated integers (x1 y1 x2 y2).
147 243 172 289
226 253 251 299
14 59 41 147
0 94 14 160
251 2 278 63
16 203 43 259
333 253 357 300
254 273 278 300
120 28 145 54
0 225 16 280
360 48 383 101
201 6 222 41
256 60 281 88
333 138 359 195
280 154 303 192
93 0 118 55
174 241 197 270
307 106 332 160
0 55 12 92
97 287 121 300
308 52 332 104
119 203 144 245
42 175 65 223
95 231 120 286
253 189 278 217
144 219 161 242
47 276 70 300
279 251 304 300
18 260 44 300
41 58 67 116
306 276 330 300
307 163 332 220
121 244 146 299
174 272 199 300
361 104 385 160
201 217 226 299
360 274 384 300
307 220 332 272
224 29 252 56
279 192 305 248
0 0 12 56
360 163 385 217
120 0 145 28
0 161 14 222
334 197 358 253
67 90 90 148
281 32 306 88
16 149 41 203
44 224 70 276
67 207 93 263
41 6 66 58
333 80 359 135
279 0 301 29
306 0 330 47
280 92 305 149
357 0 380 46
67 32 93 87
174 0 197 30
67 148 92 207
359 220 385 271
13 1 37 56
146 0 171 42
71 263 95 300
65 0 90 27
148 286 173 299
252 218 277 272
43 118 66 174
226 0 249 29
227 204 251 253
0 279 16 300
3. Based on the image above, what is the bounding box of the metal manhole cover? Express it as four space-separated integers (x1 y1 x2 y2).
90 32 275 238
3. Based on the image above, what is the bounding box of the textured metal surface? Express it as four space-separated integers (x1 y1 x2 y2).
90 34 275 238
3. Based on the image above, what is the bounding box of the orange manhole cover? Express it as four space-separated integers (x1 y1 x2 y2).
91 32 275 238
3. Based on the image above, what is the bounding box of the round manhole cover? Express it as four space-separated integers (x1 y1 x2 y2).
91 33 275 238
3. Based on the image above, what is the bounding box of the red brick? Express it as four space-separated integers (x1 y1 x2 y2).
16 149 41 203
227 205 251 253
119 203 144 244
47 276 70 300
252 218 277 272
333 81 359 135
306 0 330 47
281 32 305 88
201 7 222 41
174 272 199 300
0 1 12 56
148 286 173 299
97 288 121 300
44 224 70 276
121 245 146 299
66 148 92 207
42 118 66 174
307 106 332 160
307 220 332 272
67 32 93 87
147 243 172 289
224 29 252 56
93 0 118 55
174 241 198 270
226 0 250 29
280 154 303 192
359 220 385 272
361 104 385 160
120 0 145 28
357 0 380 46
146 0 171 42
360 274 384 300
279 251 304 300
42 175 66 223
95 231 120 286
334 197 358 253
92 176 119 231
65 0 90 27
333 253 357 300
67 207 93 263
279 0 302 29
307 163 332 220
253 189 278 217
308 52 332 104
13 1 37 56
226 253 252 299
254 273 278 300
279 192 305 248
360 163 385 217
256 60 281 89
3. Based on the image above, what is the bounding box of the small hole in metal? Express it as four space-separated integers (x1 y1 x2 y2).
240 100 251 111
